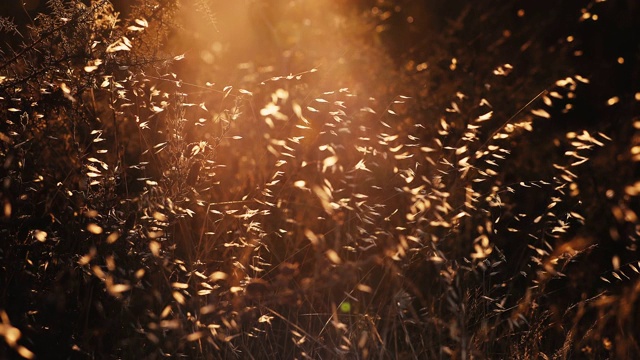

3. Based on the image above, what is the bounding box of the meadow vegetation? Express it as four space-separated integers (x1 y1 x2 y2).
1 0 639 358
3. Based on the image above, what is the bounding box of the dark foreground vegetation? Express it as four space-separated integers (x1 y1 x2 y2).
1 0 639 358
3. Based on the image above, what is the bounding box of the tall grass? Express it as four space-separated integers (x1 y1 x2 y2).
1 0 639 359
